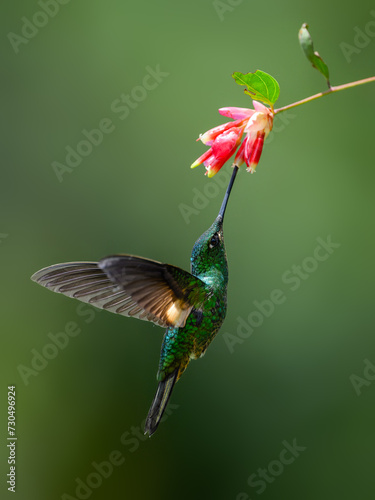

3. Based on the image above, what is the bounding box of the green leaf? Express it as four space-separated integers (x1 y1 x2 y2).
310 52 330 81
298 23 330 86
298 23 315 60
232 70 280 108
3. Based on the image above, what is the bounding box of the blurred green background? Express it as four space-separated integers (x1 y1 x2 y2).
1 1 375 499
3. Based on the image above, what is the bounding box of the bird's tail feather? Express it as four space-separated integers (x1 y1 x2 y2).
144 368 179 437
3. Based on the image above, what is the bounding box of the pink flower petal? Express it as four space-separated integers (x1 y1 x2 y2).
252 101 270 113
204 155 226 177
245 131 265 173
211 128 243 159
234 139 246 166
199 118 245 145
219 107 255 120
191 148 212 169
245 112 271 134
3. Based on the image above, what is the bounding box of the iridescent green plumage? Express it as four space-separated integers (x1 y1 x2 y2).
31 167 238 437
158 216 228 382
145 167 238 435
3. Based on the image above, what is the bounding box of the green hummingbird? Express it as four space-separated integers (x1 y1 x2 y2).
31 167 238 436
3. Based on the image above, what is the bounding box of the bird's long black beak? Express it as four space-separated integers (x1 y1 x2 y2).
217 166 239 222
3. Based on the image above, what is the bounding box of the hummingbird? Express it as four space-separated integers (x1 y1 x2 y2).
31 166 238 436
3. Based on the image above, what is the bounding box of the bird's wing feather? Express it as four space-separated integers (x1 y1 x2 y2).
31 255 209 328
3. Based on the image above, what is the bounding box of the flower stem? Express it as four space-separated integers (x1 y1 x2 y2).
274 76 375 114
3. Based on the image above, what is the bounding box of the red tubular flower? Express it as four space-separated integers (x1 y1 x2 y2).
191 126 244 178
199 118 246 146
192 101 273 176
236 130 266 173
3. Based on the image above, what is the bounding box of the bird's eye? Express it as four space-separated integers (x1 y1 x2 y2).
209 234 220 249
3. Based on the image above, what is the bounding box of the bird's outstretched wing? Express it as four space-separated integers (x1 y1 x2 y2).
31 255 209 328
